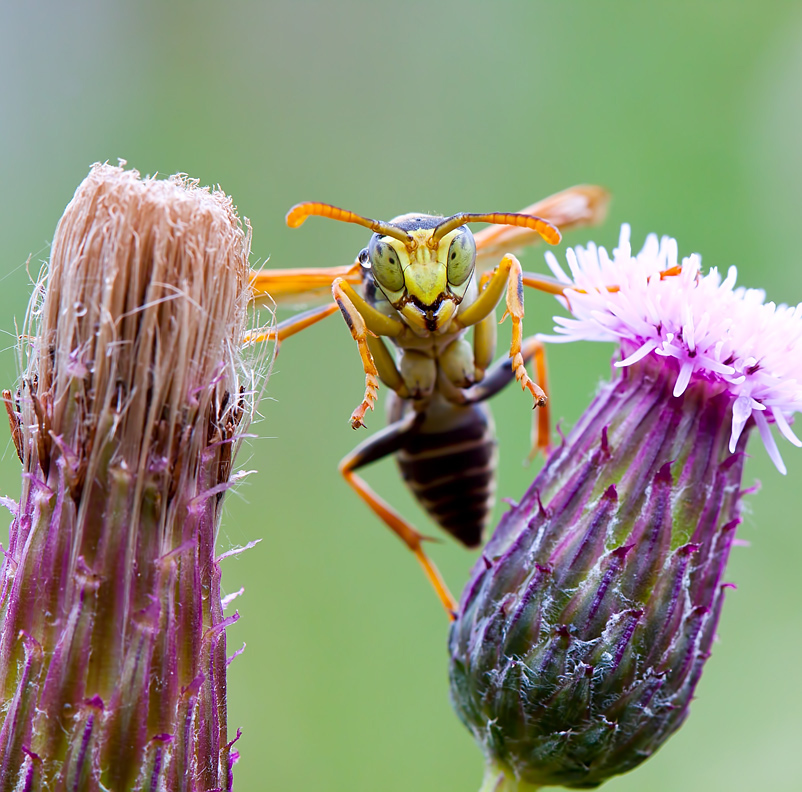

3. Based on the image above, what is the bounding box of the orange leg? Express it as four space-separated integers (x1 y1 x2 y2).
521 271 570 295
339 421 458 618
521 265 685 297
497 255 547 407
332 279 381 430
525 338 551 460
244 302 339 345
456 255 545 407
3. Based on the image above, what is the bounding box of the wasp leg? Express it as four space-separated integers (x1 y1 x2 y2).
463 337 551 459
366 334 408 397
521 267 684 300
456 254 546 407
250 260 362 305
339 415 458 619
520 271 570 295
332 278 405 430
245 302 340 345
333 278 406 338
472 271 498 379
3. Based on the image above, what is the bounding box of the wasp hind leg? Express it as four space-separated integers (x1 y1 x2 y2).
339 414 458 619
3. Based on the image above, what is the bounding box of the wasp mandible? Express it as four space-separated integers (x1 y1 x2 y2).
251 186 609 617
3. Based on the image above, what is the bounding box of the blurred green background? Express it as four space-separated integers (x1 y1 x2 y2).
2 1 801 790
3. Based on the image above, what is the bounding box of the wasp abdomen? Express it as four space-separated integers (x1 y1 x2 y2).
395 404 497 548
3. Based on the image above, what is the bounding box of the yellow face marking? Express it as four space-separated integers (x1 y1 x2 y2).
404 228 449 303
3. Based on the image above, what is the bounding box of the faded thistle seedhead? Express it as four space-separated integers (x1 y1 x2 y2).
449 227 802 790
0 163 258 790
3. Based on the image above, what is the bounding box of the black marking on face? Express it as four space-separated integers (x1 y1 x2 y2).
394 292 453 331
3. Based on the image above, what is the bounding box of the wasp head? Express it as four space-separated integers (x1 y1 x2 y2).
367 214 476 334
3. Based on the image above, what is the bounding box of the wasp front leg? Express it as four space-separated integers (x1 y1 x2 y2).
331 278 405 429
455 254 546 407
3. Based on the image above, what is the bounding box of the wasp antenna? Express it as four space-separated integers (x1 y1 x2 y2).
286 201 413 245
431 213 562 246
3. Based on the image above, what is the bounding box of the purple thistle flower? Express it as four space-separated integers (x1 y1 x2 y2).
449 226 802 790
0 164 257 790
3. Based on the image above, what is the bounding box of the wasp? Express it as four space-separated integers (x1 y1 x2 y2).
251 186 609 616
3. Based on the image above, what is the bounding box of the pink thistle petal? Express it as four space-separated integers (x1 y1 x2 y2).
754 410 786 474
673 361 695 398
771 407 802 447
615 340 659 368
540 225 802 473
730 395 757 453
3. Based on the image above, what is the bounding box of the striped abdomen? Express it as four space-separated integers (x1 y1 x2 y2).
394 401 497 548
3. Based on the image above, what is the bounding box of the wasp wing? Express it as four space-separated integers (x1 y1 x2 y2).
250 261 362 308
474 185 610 271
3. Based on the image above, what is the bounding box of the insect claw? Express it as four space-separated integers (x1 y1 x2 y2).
350 398 375 430
350 413 367 429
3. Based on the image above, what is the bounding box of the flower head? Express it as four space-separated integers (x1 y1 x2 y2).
449 227 801 790
542 225 802 472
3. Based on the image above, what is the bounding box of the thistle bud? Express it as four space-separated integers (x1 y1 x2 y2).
449 227 802 790
0 163 256 790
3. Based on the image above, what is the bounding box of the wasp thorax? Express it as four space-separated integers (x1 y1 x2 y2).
368 235 405 292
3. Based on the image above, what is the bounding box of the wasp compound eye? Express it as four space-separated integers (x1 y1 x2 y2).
368 236 405 292
446 229 477 287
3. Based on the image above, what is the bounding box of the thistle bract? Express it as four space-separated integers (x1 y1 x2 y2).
0 164 256 790
449 227 802 790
